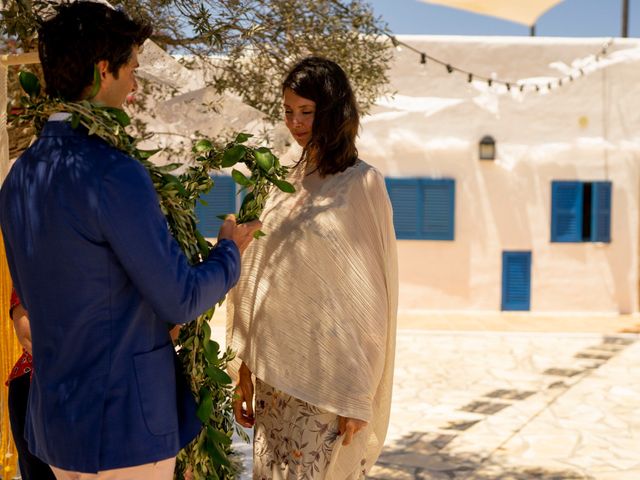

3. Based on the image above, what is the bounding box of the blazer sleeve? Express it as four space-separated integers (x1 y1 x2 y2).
98 157 240 324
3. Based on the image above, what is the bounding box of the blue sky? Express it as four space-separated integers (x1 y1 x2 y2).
366 0 639 37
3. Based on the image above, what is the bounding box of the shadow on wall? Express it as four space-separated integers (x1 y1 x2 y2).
477 150 536 250
605 180 634 314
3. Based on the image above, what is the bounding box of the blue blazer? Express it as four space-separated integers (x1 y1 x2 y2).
0 121 241 472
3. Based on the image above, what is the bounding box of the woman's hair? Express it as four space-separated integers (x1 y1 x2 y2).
38 2 152 101
282 56 359 176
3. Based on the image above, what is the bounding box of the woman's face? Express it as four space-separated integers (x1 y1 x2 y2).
283 88 315 147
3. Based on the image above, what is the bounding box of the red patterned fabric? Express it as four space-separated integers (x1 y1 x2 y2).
6 288 33 385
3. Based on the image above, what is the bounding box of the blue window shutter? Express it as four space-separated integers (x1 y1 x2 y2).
385 178 420 239
502 251 532 311
421 179 455 240
590 181 612 243
195 175 237 237
551 181 583 242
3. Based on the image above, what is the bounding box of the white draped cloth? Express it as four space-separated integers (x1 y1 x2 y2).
227 159 398 477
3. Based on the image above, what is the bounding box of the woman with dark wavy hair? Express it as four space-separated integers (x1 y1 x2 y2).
228 56 398 479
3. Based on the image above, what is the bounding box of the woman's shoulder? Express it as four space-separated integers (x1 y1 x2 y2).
350 160 385 189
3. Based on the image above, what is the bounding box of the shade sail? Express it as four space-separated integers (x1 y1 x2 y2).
417 0 564 26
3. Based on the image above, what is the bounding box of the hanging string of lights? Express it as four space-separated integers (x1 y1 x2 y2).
328 0 613 94
387 34 613 93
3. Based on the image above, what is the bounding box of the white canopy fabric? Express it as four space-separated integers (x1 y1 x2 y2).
416 0 564 26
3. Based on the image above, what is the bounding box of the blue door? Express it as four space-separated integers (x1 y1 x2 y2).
501 251 532 311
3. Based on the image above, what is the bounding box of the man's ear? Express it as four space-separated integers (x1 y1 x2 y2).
96 59 110 80
85 61 109 100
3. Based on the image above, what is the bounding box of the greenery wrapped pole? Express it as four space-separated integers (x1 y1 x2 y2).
13 71 294 479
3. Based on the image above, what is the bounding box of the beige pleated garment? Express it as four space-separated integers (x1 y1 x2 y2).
227 159 398 478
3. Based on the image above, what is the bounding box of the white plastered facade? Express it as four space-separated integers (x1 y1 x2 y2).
356 35 640 314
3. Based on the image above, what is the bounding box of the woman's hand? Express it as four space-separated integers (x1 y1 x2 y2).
11 304 32 355
338 416 368 446
233 361 255 427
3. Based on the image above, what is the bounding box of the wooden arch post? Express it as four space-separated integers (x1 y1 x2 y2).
0 51 39 480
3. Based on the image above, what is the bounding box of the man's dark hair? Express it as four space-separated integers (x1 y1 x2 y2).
38 2 152 101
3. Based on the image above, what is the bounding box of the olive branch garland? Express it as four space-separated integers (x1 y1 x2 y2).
13 71 295 479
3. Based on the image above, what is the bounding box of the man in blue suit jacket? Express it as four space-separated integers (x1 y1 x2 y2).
0 3 260 478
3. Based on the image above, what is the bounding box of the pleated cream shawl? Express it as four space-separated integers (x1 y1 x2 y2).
227 159 398 475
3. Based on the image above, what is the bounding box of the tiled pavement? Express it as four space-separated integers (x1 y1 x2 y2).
216 326 640 480
368 331 639 480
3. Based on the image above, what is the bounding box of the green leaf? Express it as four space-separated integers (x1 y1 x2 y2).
231 169 252 187
162 174 187 196
195 231 210 257
273 178 296 193
18 71 40 98
137 148 161 160
240 191 255 209
206 427 231 467
70 113 80 129
104 107 130 127
254 147 274 172
196 389 213 422
180 335 194 349
207 426 232 446
216 214 228 221
205 365 232 384
194 139 213 152
221 145 246 168
253 229 266 239
202 320 212 343
203 340 221 365
234 132 253 144
86 65 101 100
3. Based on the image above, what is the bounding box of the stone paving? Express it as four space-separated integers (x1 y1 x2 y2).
217 327 640 480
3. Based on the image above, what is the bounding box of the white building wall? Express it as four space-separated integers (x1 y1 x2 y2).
357 36 640 314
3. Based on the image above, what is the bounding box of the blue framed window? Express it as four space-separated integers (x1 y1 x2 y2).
550 181 612 243
195 175 238 237
385 178 455 240
502 251 532 311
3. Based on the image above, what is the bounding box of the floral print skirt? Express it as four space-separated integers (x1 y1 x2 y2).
253 379 364 480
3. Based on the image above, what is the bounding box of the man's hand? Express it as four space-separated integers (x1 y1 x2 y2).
338 416 368 446
11 304 32 355
233 361 255 428
169 325 181 343
218 214 262 255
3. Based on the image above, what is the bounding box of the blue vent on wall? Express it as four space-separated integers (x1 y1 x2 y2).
501 251 532 311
